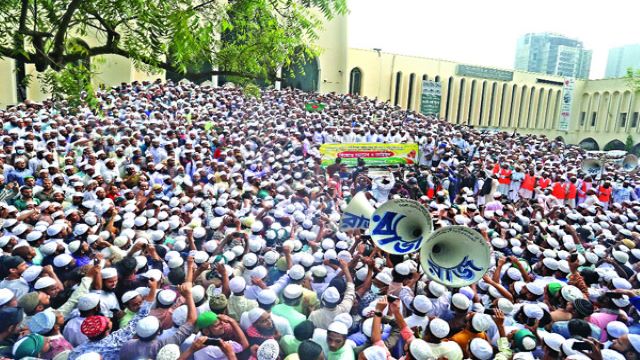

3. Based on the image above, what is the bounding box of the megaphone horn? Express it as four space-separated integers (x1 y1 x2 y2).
581 159 603 176
369 199 433 255
622 154 638 172
339 192 375 231
420 226 491 288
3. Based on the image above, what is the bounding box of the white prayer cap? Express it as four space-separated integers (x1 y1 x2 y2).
136 316 160 338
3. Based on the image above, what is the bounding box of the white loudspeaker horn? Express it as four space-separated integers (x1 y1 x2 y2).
369 199 433 255
581 159 603 177
339 192 375 231
420 226 491 288
622 154 638 172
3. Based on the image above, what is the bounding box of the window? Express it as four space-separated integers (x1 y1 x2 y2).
457 79 466 124
445 77 454 121
508 85 517 127
394 72 402 106
579 112 586 126
591 112 597 127
478 81 487 126
407 73 416 109
468 80 477 125
498 83 507 125
348 68 362 95
632 112 639 128
619 113 627 128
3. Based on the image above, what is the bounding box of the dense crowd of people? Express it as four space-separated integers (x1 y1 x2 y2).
0 80 638 360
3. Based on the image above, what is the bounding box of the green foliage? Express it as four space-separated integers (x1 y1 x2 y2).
40 61 98 111
626 134 634 152
0 0 347 98
243 83 261 99
625 68 640 91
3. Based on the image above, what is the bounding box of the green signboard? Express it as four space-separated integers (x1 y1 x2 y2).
456 64 513 81
420 80 441 116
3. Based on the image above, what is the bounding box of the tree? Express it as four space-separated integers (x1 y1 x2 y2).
625 134 634 152
625 68 640 91
0 0 347 93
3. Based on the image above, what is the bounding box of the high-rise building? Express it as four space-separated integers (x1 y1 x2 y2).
605 44 640 78
514 33 592 79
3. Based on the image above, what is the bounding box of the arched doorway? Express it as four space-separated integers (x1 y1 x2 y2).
555 136 565 143
348 68 362 95
604 139 626 151
281 56 319 92
631 143 640 156
578 138 600 151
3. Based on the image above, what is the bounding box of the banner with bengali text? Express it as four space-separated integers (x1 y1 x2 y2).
319 143 419 167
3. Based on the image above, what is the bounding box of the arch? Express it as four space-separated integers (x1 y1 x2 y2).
543 90 554 129
393 71 403 106
555 136 565 143
407 73 416 110
552 90 562 129
478 81 488 126
348 67 362 95
508 84 518 127
487 82 497 127
599 92 611 131
604 139 626 151
527 86 536 128
517 86 528 128
631 143 640 156
456 78 466 124
422 74 428 81
579 93 591 128
281 55 319 92
468 80 477 125
535 88 545 128
578 138 600 151
619 91 632 129
590 92 601 127
445 76 454 121
434 75 440 83
498 83 508 126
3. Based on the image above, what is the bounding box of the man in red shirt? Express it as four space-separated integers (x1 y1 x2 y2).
551 176 566 201
519 169 537 200
496 163 512 197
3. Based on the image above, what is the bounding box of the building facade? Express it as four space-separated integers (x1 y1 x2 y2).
605 44 640 79
514 33 592 79
347 48 639 152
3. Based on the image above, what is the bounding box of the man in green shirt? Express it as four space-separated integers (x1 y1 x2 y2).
326 321 355 360
119 291 144 329
13 185 40 211
279 320 315 356
272 284 307 330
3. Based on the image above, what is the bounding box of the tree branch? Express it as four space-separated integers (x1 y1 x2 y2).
51 0 83 61
192 0 218 12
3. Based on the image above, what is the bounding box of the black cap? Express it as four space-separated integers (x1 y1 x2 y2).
0 256 25 277
0 307 24 331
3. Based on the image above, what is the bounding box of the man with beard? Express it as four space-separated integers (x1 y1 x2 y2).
69 277 158 360
0 256 29 298
93 267 121 319
6 158 32 186
244 307 279 351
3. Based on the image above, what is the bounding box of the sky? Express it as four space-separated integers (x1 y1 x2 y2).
347 0 640 79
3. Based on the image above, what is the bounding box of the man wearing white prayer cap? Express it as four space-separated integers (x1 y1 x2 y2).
93 267 119 318
227 277 258 322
